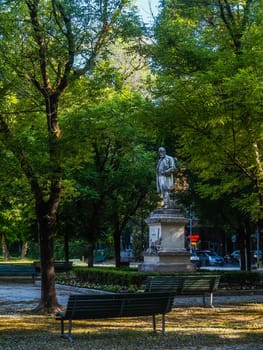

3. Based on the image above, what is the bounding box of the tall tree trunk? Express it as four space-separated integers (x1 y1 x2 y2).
87 242 94 267
114 219 121 268
20 242 28 259
35 96 62 312
64 231 69 262
1 235 9 261
34 201 61 313
238 224 251 271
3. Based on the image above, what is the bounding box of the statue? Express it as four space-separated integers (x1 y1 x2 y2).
156 146 176 209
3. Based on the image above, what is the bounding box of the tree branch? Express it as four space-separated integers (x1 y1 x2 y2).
52 0 75 93
75 0 129 77
26 0 52 95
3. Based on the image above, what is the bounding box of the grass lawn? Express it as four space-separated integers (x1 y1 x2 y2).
0 302 262 349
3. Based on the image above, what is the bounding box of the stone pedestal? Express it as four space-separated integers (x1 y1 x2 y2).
138 208 195 272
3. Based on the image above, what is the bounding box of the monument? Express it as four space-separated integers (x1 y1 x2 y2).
139 147 195 272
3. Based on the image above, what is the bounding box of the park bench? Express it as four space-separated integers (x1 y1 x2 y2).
33 261 73 278
142 274 221 307
0 263 36 282
56 292 174 342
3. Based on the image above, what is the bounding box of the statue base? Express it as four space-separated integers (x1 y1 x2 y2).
138 208 195 273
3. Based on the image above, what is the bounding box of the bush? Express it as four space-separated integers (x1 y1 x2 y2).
58 268 263 292
219 271 261 287
73 267 147 289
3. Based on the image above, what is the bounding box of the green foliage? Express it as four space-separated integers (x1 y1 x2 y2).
58 85 158 258
0 1 151 269
0 150 35 245
151 0 263 224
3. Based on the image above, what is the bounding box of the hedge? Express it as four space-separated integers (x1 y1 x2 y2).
219 271 261 287
73 267 147 288
72 267 262 290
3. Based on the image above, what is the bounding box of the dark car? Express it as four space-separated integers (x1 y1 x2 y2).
230 250 240 264
200 250 224 266
190 251 210 267
253 250 262 261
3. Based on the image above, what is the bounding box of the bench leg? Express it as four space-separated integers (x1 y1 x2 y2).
152 315 156 333
58 318 64 336
203 293 214 307
210 293 214 308
152 314 166 334
161 314 166 334
67 319 73 343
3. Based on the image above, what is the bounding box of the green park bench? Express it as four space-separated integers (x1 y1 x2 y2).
33 261 73 278
142 274 221 307
56 292 174 342
0 263 36 282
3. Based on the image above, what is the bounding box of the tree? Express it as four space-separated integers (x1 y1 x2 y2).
59 84 157 267
0 0 143 312
150 1 263 264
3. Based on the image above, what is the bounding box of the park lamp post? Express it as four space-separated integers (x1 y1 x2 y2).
189 205 193 254
256 226 260 267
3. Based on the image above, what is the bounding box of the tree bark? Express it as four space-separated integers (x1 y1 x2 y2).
238 224 252 271
20 242 28 259
114 219 121 268
1 235 9 261
64 231 69 262
87 242 94 267
34 201 61 313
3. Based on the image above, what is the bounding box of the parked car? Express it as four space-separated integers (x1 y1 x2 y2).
120 249 134 263
93 249 106 263
190 252 202 267
190 251 210 267
229 250 262 264
253 250 262 260
230 250 240 263
197 250 225 266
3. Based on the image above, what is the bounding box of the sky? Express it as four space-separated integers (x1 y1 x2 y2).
135 0 160 23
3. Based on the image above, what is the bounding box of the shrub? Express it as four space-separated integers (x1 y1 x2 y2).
73 267 147 289
219 271 261 287
59 268 262 292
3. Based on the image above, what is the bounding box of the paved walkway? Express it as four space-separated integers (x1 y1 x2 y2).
0 281 102 312
0 281 263 313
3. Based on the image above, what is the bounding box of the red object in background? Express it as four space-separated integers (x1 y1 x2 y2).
187 234 200 243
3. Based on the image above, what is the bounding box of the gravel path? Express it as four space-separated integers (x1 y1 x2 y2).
0 281 262 312
0 281 102 312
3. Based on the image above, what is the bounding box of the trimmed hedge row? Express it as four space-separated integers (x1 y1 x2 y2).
72 267 262 290
219 271 261 287
73 267 147 288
